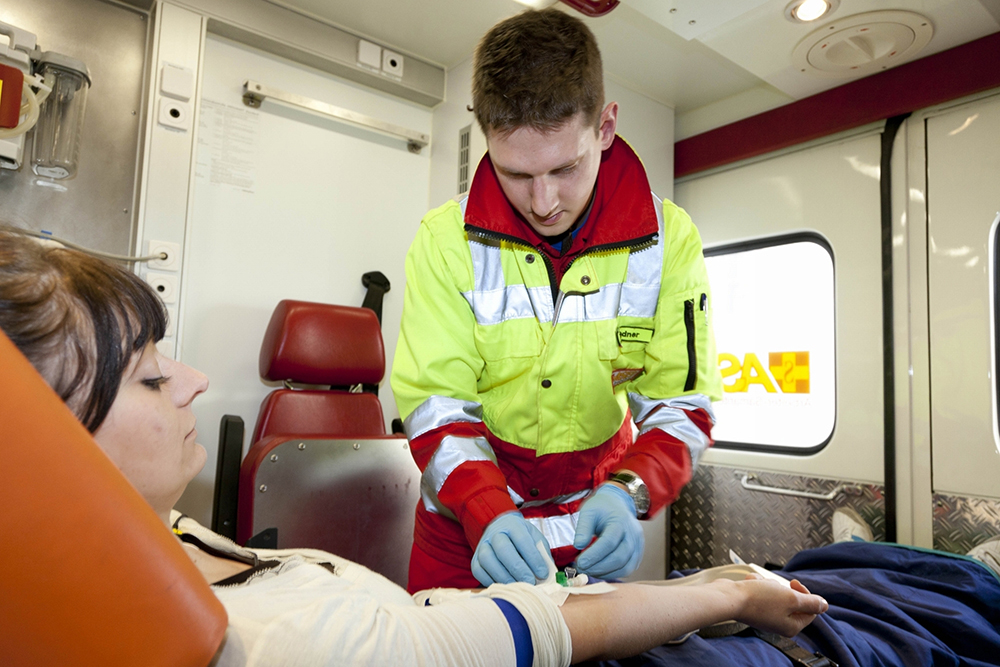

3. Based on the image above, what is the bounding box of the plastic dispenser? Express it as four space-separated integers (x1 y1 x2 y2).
31 52 91 180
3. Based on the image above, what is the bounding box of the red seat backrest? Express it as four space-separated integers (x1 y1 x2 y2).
253 300 387 441
0 330 228 666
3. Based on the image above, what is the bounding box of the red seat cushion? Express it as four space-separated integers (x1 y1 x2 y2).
251 389 387 443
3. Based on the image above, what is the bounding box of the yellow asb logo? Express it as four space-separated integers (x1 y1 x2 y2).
719 352 810 394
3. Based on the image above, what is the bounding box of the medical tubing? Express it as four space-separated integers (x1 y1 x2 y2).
0 82 39 140
13 229 167 264
26 72 52 108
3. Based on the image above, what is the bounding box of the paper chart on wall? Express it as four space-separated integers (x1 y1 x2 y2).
195 98 259 194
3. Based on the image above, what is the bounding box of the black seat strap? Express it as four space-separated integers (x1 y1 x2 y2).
361 271 391 325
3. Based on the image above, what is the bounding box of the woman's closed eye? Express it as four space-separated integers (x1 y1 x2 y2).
142 376 171 391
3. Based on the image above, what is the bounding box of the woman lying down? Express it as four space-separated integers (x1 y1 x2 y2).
2 227 998 667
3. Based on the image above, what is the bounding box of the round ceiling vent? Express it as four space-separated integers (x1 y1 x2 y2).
791 10 933 78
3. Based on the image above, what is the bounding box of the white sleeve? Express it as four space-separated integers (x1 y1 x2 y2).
212 562 572 667
483 583 574 667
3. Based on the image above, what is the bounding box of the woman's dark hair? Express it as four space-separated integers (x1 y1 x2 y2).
0 227 167 432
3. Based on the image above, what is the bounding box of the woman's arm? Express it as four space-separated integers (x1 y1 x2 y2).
560 578 826 663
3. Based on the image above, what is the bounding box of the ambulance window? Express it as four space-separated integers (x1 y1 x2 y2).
704 233 835 454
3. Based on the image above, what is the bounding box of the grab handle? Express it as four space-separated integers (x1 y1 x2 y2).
740 474 861 501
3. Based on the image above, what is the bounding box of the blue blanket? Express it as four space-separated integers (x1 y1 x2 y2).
595 542 1000 667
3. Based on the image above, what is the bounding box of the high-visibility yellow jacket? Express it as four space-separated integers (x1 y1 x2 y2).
392 137 722 577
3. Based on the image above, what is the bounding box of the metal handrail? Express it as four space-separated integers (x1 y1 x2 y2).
740 473 862 501
242 79 430 154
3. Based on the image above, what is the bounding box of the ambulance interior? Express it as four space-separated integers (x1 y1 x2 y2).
2 0 1000 661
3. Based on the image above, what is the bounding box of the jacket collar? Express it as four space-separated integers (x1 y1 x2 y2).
464 135 658 251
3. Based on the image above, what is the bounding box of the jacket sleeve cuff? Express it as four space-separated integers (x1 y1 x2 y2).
618 429 693 517
438 464 518 548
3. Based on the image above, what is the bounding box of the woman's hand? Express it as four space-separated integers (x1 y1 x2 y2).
729 576 828 637
562 574 829 662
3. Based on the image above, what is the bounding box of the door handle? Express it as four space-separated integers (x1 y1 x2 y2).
740 474 861 501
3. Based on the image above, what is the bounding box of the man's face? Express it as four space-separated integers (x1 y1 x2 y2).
487 104 618 238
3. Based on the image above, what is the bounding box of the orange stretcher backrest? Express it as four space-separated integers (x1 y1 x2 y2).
0 331 228 666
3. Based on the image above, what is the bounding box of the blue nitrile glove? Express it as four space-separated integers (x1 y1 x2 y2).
471 511 553 586
573 483 645 579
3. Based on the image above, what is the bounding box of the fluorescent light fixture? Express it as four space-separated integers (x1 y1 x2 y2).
513 0 560 8
785 0 839 23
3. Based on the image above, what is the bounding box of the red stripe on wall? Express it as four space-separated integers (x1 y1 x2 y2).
675 30 1000 179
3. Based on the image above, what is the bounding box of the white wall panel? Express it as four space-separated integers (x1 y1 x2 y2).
926 92 1000 500
427 55 485 207
607 80 675 200
676 132 885 483
176 34 431 523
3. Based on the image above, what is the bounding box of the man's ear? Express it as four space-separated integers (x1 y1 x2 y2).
598 102 619 150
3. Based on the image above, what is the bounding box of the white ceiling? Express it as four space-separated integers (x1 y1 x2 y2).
268 0 1000 136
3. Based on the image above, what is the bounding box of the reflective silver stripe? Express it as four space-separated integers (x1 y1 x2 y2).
462 238 551 325
525 285 555 323
404 395 483 440
554 284 622 323
628 393 716 471
524 512 580 550
420 486 456 519
517 488 591 510
461 282 540 325
619 194 664 318
420 434 497 518
462 192 663 324
469 238 505 294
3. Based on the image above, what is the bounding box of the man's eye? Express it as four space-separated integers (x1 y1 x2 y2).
142 376 170 390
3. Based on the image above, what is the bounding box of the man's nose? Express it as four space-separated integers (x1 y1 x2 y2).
530 177 557 219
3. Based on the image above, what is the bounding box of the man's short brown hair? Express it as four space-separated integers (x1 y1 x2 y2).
472 8 604 136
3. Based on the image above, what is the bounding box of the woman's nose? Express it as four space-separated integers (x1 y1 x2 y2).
173 361 209 405
191 367 209 395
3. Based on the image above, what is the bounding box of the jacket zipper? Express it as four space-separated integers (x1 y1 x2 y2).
684 298 697 391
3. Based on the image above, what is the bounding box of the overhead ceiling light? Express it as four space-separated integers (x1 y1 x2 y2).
785 0 839 23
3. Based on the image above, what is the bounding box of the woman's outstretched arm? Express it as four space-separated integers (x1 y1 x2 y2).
560 578 827 663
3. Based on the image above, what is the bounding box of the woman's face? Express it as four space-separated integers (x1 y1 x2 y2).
93 342 208 520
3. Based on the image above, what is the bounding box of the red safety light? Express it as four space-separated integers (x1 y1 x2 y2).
560 0 619 18
0 62 25 129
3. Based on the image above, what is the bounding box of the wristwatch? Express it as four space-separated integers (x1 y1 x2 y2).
608 470 650 519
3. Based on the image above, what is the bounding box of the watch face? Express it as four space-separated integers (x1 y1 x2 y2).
612 472 650 516
633 485 650 515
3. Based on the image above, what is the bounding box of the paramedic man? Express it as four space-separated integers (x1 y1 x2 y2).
391 8 721 592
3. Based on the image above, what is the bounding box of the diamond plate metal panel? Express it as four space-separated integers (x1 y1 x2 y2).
670 464 885 570
933 493 1000 555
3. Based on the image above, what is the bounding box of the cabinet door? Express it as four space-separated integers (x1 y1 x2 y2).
672 131 886 567
925 94 1000 552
